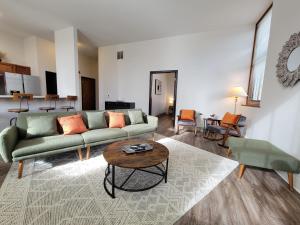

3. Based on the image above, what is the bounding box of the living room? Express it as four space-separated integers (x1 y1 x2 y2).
0 0 300 225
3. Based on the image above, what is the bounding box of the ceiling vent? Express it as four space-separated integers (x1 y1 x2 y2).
117 51 124 60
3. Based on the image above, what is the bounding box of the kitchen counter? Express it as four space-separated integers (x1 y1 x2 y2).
0 95 77 131
0 95 67 99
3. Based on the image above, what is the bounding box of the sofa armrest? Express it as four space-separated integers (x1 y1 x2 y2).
146 115 158 128
0 126 18 162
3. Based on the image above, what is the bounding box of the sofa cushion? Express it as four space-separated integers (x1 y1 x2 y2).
81 128 128 144
12 134 84 158
86 111 107 129
26 115 58 139
128 110 144 125
122 124 156 136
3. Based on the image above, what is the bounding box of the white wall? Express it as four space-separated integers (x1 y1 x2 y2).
0 33 26 65
55 27 80 107
243 0 300 191
36 37 56 95
98 26 254 116
152 73 167 116
24 36 57 95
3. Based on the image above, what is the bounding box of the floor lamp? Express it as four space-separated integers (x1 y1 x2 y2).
230 87 247 114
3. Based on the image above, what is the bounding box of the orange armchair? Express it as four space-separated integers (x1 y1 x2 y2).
176 109 198 136
204 112 246 147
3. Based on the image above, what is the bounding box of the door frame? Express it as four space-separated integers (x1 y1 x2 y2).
149 70 178 124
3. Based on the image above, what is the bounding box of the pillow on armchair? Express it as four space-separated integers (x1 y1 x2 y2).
221 112 241 127
180 110 195 121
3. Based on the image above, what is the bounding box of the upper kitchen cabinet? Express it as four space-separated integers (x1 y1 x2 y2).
0 62 31 75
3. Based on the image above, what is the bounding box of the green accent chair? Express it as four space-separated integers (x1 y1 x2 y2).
228 137 300 191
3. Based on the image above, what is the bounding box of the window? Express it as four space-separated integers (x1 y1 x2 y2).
247 5 272 107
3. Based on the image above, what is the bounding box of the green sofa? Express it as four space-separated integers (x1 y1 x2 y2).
228 137 300 191
0 109 158 178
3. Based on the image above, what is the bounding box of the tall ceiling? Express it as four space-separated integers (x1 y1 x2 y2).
0 0 272 47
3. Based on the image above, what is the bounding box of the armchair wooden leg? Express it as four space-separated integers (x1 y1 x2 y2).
194 126 197 136
18 160 23 179
288 172 293 191
176 125 179 134
238 164 246 178
152 132 155 141
227 148 232 157
86 145 91 160
77 147 83 161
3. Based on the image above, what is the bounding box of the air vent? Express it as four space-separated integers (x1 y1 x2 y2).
117 51 124 60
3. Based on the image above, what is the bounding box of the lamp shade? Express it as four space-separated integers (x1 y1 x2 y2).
230 86 248 98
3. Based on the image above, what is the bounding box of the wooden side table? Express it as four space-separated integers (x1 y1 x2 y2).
203 117 221 136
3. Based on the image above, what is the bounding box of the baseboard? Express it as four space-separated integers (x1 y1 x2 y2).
276 171 300 193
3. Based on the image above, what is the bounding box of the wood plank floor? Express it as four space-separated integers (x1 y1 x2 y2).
0 114 299 225
156 114 300 225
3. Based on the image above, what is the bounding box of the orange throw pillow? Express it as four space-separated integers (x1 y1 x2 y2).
108 112 125 128
57 114 88 135
180 110 195 121
221 112 240 127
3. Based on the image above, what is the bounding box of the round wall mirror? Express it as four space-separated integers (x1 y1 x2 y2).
287 46 300 72
276 32 300 87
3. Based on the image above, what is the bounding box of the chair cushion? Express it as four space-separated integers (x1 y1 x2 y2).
57 114 88 135
207 125 240 136
177 120 196 126
108 112 125 128
128 110 144 124
86 111 107 129
180 110 195 121
12 134 84 158
26 115 58 139
81 128 128 144
122 124 156 136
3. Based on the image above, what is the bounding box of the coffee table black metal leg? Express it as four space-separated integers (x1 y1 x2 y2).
165 158 169 183
112 165 115 198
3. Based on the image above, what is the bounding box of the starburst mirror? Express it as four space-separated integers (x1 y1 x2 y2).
276 32 300 87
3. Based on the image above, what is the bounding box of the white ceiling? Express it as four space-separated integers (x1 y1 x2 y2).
0 0 272 47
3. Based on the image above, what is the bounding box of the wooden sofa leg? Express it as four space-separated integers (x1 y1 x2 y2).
194 126 197 136
176 125 179 134
77 147 83 161
86 145 91 160
152 133 155 141
18 160 23 179
238 164 246 179
288 172 294 191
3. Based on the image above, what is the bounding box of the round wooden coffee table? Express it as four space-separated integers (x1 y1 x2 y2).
103 139 169 198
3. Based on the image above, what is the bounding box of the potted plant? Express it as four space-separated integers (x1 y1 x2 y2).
0 51 6 62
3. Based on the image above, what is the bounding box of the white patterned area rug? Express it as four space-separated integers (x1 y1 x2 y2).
0 138 238 225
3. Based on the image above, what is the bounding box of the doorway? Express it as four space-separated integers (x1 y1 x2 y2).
149 70 178 125
81 76 96 110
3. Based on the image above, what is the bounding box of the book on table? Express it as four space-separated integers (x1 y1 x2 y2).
121 143 153 154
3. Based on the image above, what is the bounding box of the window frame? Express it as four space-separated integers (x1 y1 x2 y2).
246 4 273 107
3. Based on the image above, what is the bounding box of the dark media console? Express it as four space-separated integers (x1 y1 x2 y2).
105 101 135 110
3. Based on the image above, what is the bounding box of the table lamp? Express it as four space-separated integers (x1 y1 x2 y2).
169 97 174 106
229 87 247 114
